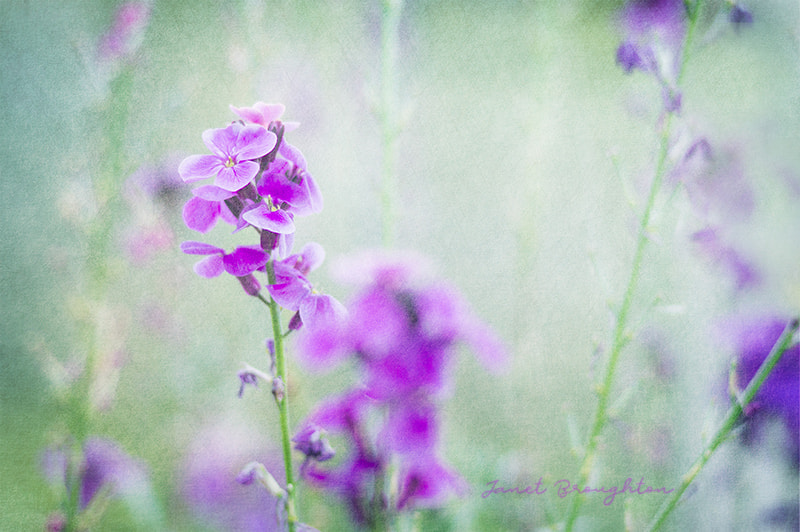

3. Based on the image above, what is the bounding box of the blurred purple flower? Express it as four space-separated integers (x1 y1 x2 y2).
691 227 760 290
293 251 508 523
179 122 277 192
97 2 151 61
396 458 467 510
615 0 687 113
182 419 283 531
41 437 149 510
718 315 799 461
296 250 508 393
730 4 754 26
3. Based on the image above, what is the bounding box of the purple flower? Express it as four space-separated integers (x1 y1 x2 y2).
179 122 277 192
292 425 336 463
230 102 299 132
717 315 799 461
254 141 323 218
41 437 149 510
296 251 508 396
268 243 347 330
182 185 238 233
181 241 268 295
182 419 283 531
730 4 754 26
615 0 687 111
396 458 467 510
691 227 760 290
616 40 648 73
97 2 151 61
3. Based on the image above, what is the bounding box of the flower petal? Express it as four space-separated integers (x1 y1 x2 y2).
242 205 296 234
202 126 237 158
214 161 259 192
181 240 224 255
192 185 236 201
194 254 224 278
179 154 220 183
182 197 220 233
236 124 276 160
222 246 269 276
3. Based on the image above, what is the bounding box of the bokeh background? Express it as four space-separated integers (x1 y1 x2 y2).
1 1 798 530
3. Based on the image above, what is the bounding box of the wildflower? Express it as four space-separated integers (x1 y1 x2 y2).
296 250 508 395
268 243 347 330
41 437 149 510
182 419 282 532
293 425 336 463
615 0 687 112
396 458 467 510
718 315 799 461
180 241 268 295
179 122 277 192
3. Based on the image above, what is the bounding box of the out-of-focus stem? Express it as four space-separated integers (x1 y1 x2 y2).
564 4 702 530
266 261 298 532
380 0 403 247
645 319 798 532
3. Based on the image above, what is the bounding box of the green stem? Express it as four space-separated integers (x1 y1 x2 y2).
380 0 403 247
645 319 799 531
265 261 297 532
564 5 702 530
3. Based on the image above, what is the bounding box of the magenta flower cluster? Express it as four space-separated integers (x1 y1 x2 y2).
179 103 341 329
291 252 508 525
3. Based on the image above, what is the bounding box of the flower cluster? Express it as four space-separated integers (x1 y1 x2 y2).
614 1 753 114
291 251 508 525
179 103 339 327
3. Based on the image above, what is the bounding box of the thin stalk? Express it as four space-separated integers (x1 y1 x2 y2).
380 0 403 247
564 5 702 530
645 319 798 531
266 261 298 532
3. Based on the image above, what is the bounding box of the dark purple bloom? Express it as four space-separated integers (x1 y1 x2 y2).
615 0 687 110
238 371 259 398
717 315 799 461
730 4 754 26
41 437 149 510
616 40 647 73
179 122 277 192
293 425 336 463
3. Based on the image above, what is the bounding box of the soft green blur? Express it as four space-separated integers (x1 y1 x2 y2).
1 1 798 530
